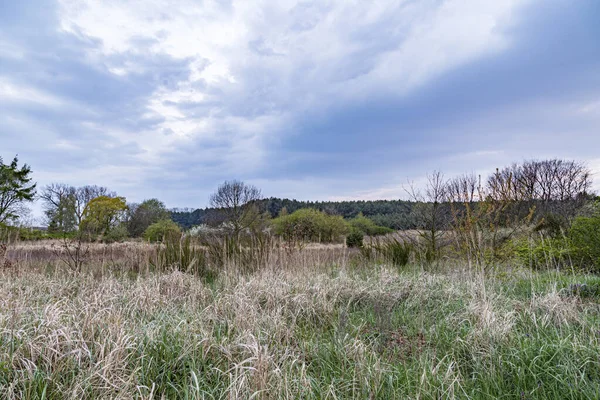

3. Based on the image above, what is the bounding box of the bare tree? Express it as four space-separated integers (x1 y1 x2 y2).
51 233 91 273
487 159 592 224
41 183 77 232
446 173 479 262
209 180 263 238
446 173 480 204
406 171 448 262
41 184 116 230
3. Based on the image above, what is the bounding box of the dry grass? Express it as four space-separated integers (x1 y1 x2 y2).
1 240 599 399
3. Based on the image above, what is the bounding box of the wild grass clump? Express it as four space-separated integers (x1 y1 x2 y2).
365 237 413 268
203 231 273 274
150 234 216 282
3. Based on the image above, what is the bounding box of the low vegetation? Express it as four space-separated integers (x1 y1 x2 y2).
1 241 600 399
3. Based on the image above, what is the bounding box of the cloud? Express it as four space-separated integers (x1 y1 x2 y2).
1 0 599 217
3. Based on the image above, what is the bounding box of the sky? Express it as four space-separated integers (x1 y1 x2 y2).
1 0 600 218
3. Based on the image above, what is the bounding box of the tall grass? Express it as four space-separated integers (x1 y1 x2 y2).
0 240 599 398
363 237 413 269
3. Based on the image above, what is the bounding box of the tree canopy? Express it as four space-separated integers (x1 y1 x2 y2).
127 198 170 237
209 180 264 236
80 196 128 235
0 156 36 224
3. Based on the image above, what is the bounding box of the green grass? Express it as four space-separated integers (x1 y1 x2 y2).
1 255 600 399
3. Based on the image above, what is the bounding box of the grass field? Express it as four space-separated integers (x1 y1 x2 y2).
1 241 600 399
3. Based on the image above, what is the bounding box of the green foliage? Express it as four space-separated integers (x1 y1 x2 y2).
103 224 129 243
173 198 417 230
568 282 600 299
512 236 572 270
382 239 413 267
368 238 413 268
271 208 348 243
144 219 182 243
0 224 77 242
348 213 394 236
127 199 170 237
569 205 600 271
80 196 128 235
534 213 567 238
346 230 364 248
0 156 36 224
46 194 78 233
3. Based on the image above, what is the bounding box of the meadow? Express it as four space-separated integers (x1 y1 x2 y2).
1 239 599 399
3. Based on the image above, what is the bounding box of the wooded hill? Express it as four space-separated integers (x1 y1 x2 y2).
171 198 417 230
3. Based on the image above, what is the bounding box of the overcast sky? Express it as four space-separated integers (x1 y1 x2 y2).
2 0 599 215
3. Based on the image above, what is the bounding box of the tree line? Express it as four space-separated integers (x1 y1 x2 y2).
172 199 416 230
1 155 596 248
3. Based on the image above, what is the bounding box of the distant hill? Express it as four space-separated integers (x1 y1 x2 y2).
171 197 418 230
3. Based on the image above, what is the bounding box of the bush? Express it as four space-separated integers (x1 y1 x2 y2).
513 236 571 270
534 213 567 238
144 220 182 243
569 212 600 271
0 224 74 242
103 224 129 243
368 237 413 268
271 208 348 243
382 238 412 267
346 230 364 248
348 213 394 236
188 224 223 237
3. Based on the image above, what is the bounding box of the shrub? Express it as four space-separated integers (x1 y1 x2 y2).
382 238 412 267
534 213 567 238
271 208 348 243
369 237 413 268
144 220 182 243
513 236 571 270
346 230 364 248
569 211 600 271
127 199 170 237
103 224 129 243
188 224 223 237
348 213 394 236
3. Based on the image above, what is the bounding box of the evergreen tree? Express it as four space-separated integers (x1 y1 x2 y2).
0 156 36 224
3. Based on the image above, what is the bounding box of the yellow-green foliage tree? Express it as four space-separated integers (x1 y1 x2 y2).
80 196 128 235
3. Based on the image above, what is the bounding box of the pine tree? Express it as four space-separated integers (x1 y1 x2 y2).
0 156 36 224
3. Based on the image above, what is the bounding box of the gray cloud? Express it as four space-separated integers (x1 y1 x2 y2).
1 0 599 217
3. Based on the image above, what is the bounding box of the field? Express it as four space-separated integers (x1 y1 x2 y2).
1 240 600 399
